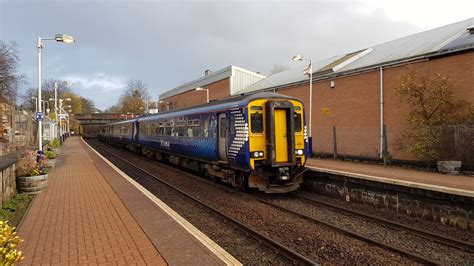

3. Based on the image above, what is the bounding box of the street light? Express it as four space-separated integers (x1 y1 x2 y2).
37 33 74 152
195 87 209 103
31 96 38 112
292 54 313 149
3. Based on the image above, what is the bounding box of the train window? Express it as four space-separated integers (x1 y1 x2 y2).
251 113 263 133
203 116 210 138
294 112 302 132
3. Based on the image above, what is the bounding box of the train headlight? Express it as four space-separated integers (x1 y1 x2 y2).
251 151 264 158
295 149 304 155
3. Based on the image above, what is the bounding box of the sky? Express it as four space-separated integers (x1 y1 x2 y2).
1 0 473 110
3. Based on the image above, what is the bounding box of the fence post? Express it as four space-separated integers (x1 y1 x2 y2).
383 124 390 165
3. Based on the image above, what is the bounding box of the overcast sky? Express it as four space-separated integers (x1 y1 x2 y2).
1 0 473 110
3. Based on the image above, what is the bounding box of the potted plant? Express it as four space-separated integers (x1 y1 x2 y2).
49 138 61 155
16 150 48 194
43 150 57 168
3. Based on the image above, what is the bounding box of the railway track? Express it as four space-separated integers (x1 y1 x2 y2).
90 140 316 265
291 193 474 253
89 139 473 265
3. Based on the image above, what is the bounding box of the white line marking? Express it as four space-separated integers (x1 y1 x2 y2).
306 166 474 198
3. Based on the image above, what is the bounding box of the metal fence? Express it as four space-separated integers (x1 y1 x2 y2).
439 125 474 167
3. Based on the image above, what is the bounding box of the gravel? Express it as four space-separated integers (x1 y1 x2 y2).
89 140 422 264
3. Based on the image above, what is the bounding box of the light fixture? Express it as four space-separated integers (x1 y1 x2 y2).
55 34 75 43
292 54 303 61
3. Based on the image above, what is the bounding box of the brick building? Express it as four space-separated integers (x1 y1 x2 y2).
159 18 474 164
158 66 265 111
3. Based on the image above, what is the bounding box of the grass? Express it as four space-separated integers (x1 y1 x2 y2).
0 193 34 227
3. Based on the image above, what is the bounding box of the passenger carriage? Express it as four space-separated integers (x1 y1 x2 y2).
99 92 309 193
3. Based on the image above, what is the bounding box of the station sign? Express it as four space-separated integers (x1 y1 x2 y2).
36 112 44 122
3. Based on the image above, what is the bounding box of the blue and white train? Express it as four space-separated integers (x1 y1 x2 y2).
98 92 309 193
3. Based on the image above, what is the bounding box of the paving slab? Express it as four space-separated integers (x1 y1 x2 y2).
17 137 166 265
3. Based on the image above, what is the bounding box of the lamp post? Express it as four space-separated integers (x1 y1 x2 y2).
292 54 313 147
37 34 74 152
41 100 50 115
195 87 209 103
31 96 38 112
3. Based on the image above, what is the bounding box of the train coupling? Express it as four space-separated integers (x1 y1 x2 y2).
277 167 290 181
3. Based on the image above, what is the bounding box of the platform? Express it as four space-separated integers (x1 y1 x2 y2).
306 158 474 198
17 137 239 265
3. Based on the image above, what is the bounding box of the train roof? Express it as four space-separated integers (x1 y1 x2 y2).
105 92 301 125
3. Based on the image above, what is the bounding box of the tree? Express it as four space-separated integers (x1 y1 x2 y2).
0 41 24 103
270 64 290 75
396 69 473 162
118 80 149 114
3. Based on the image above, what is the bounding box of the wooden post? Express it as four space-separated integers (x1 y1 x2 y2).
333 125 337 159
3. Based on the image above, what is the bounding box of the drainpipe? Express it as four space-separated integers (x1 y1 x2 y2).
379 66 384 159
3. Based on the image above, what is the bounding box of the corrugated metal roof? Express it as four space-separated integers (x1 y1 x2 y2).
240 55 345 94
241 17 474 94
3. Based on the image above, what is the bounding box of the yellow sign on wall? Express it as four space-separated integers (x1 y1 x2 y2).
322 107 330 115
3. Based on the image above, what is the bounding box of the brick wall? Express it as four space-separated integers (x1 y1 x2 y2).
159 78 230 110
275 51 474 162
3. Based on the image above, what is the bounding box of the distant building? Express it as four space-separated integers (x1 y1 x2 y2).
158 66 265 111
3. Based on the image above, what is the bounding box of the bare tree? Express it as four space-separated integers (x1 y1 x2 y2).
0 41 25 103
118 80 149 114
270 64 290 75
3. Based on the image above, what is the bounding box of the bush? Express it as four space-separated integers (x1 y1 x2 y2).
0 220 24 263
49 138 60 149
16 150 47 177
396 69 473 162
43 150 56 159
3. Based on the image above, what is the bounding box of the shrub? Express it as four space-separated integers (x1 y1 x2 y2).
396 69 473 162
49 138 60 149
0 220 24 263
43 150 56 159
16 150 47 177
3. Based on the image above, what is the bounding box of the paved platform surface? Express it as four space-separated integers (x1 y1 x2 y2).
18 137 237 265
306 158 474 197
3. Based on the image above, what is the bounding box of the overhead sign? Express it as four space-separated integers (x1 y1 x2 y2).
36 112 44 122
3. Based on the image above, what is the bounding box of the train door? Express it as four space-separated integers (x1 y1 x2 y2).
218 113 228 161
266 100 295 166
274 109 289 162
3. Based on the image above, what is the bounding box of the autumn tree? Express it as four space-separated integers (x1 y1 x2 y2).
118 80 149 114
0 41 24 103
396 69 473 162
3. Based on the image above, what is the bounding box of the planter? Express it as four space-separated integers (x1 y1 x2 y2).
437 161 462 175
17 174 48 194
52 148 60 155
46 159 56 168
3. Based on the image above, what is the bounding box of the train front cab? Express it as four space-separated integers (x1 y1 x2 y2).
247 98 307 193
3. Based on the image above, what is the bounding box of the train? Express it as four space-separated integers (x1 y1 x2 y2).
98 92 309 193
